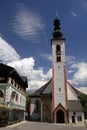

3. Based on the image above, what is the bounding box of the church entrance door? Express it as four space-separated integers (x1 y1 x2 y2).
72 116 75 123
56 110 65 123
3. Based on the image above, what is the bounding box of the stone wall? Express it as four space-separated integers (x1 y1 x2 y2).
42 97 52 122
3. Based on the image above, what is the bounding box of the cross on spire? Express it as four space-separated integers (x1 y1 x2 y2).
52 13 63 38
56 11 58 18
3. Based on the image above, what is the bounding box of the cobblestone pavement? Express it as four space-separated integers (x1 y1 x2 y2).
0 121 87 130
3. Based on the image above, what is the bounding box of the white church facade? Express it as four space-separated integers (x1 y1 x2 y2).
30 16 85 124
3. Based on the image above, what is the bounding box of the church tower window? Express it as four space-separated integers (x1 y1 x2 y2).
56 56 61 62
59 88 61 92
56 45 61 55
56 45 61 62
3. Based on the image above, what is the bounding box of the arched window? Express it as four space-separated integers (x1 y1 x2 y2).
56 45 61 62
0 89 4 98
56 56 61 62
56 45 61 55
16 93 18 101
34 100 41 113
11 91 16 100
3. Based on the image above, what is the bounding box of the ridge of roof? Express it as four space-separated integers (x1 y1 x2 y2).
0 63 28 88
30 79 52 97
30 79 86 98
67 81 84 96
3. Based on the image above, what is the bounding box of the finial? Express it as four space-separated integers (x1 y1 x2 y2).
52 14 63 38
56 11 58 18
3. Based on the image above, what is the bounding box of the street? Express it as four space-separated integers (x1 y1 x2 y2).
0 121 87 130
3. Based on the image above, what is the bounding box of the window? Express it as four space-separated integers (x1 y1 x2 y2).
73 112 76 115
0 89 4 97
56 56 61 62
11 91 16 100
56 45 61 55
59 88 61 92
56 45 61 62
77 116 82 121
56 45 61 51
58 66 60 68
11 79 14 84
2 111 6 116
16 93 18 101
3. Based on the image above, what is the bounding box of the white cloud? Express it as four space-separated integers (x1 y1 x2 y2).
78 87 87 94
71 11 78 17
0 37 52 90
10 3 45 42
28 68 52 90
1 37 87 91
67 70 74 74
66 56 76 74
7 57 35 75
8 58 52 90
0 37 20 63
41 53 52 61
68 61 87 87
27 80 47 90
66 55 76 64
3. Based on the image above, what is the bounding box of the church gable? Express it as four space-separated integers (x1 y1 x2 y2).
53 103 67 123
31 79 52 97
42 79 52 95
54 103 66 113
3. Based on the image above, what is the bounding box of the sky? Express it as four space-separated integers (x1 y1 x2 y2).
0 0 87 93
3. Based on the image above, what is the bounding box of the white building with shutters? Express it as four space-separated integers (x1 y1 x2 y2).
0 63 28 123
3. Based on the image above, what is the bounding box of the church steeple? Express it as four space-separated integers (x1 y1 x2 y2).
52 14 63 38
51 14 68 123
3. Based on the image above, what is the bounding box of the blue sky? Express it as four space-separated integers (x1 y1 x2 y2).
0 0 87 92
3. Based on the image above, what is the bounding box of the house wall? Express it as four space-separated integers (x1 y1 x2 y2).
69 111 84 124
6 78 26 111
0 77 26 122
41 97 52 122
0 84 6 103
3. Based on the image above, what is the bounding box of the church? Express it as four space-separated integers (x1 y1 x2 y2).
30 16 85 124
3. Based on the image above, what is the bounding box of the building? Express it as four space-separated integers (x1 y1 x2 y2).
30 16 85 124
0 63 28 124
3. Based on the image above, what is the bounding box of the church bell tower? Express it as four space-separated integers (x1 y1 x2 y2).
51 15 68 123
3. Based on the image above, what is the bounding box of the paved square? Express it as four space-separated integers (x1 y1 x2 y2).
0 121 86 130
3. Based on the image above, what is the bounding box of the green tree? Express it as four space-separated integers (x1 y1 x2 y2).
26 93 30 119
79 94 87 119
